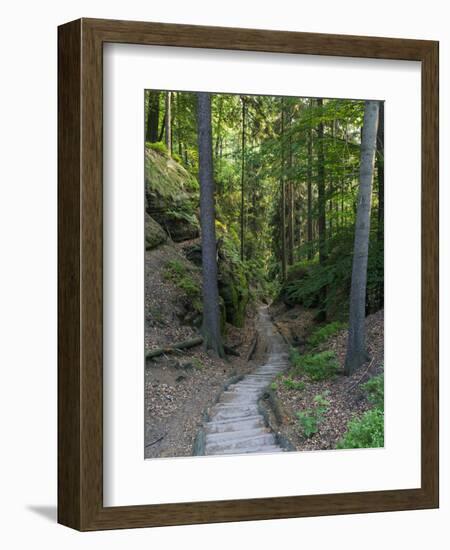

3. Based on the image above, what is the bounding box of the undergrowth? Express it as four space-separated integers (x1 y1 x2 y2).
163 259 202 313
296 392 330 438
290 349 339 381
307 321 347 348
337 372 384 449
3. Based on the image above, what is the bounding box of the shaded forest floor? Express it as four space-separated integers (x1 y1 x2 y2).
144 244 263 458
262 305 384 451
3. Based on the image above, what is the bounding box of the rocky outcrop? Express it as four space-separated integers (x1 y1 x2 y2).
145 147 199 242
182 239 249 328
145 213 167 250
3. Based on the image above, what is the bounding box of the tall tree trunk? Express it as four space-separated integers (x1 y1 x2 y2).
145 91 160 143
197 92 225 358
329 119 336 238
317 98 327 318
165 91 172 155
344 100 379 375
376 101 385 309
280 99 287 281
287 120 295 265
376 101 384 243
215 95 223 161
307 99 313 260
240 97 246 261
158 113 166 142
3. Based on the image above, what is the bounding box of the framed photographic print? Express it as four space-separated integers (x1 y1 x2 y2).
58 18 439 530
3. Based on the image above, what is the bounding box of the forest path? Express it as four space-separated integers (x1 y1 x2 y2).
200 306 289 455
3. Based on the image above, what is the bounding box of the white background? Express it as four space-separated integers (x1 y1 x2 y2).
104 45 421 506
0 0 448 548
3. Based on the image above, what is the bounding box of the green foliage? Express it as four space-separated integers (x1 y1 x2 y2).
290 349 339 381
270 382 278 391
166 206 199 228
283 377 305 391
163 259 202 313
296 392 330 438
336 408 384 449
146 140 168 155
216 223 249 327
337 372 384 449
280 229 383 319
145 147 199 200
362 373 384 409
144 91 383 313
307 321 347 348
192 357 205 371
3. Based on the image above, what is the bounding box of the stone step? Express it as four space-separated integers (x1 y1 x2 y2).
205 427 269 443
226 386 264 395
210 405 260 421
205 445 283 456
244 374 275 380
205 416 265 434
233 381 268 387
220 391 259 404
205 433 276 454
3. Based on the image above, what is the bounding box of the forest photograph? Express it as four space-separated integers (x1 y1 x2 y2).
144 89 384 458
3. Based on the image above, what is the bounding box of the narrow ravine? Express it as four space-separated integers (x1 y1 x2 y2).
199 306 289 456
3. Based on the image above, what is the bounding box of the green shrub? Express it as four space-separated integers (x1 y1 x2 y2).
192 357 205 371
171 152 183 164
362 373 384 410
290 349 339 381
307 321 347 348
270 382 278 391
163 259 202 312
146 141 168 155
283 378 305 391
337 372 384 449
336 408 384 449
278 226 383 317
296 393 330 438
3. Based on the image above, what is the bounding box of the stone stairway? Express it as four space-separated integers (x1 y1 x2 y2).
201 306 289 456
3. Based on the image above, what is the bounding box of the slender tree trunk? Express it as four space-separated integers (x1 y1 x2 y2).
376 101 385 309
240 97 246 261
307 99 313 260
215 96 223 161
145 91 160 143
287 120 295 265
376 101 384 243
158 113 166 142
197 92 225 358
280 99 287 281
177 92 183 158
317 98 327 318
329 119 336 238
317 99 326 264
344 100 379 375
165 91 172 155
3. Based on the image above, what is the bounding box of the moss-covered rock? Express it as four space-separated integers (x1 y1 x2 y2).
181 236 249 328
216 231 249 328
145 213 167 249
218 261 249 328
145 148 199 242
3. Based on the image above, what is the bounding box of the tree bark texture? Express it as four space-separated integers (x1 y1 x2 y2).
197 92 225 357
240 97 246 261
145 91 160 143
344 100 379 375
280 99 287 281
165 91 172 155
307 99 313 260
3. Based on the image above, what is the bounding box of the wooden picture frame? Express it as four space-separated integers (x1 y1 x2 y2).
58 18 439 531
